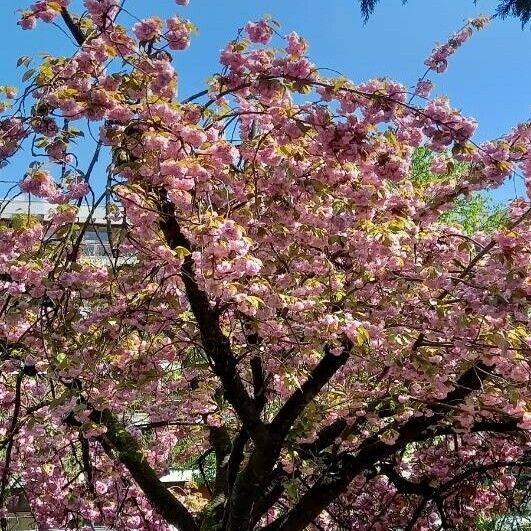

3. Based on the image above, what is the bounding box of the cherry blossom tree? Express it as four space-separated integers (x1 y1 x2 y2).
0 2 530 530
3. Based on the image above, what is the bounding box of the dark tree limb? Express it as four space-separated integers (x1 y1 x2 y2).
403 496 430 531
92 409 198 531
199 428 233 531
296 418 349 459
249 469 288 529
270 345 350 438
60 8 86 46
159 201 268 445
0 372 23 531
225 429 250 493
209 426 232 498
260 363 506 531
219 356 267 526
197 449 214 497
251 355 266 412
80 433 95 493
223 346 350 530
380 463 434 497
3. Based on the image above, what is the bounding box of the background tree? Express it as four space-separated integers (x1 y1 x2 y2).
0 2 529 530
411 147 509 234
358 0 531 26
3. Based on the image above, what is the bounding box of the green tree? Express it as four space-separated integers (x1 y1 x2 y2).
410 147 509 234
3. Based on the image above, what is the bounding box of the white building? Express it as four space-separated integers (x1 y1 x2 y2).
0 198 115 259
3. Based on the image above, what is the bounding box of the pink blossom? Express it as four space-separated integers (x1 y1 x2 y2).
430 158 448 174
3 6 531 530
19 13 37 29
133 17 163 41
245 20 272 44
166 16 192 50
414 79 433 98
94 480 108 495
519 412 531 430
20 170 58 199
286 31 308 57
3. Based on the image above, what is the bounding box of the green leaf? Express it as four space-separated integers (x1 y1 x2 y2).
246 295 263 309
283 479 299 503
173 246 191 258
356 326 370 346
17 56 32 68
22 69 35 82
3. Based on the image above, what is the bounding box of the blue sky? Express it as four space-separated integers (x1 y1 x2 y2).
0 0 529 200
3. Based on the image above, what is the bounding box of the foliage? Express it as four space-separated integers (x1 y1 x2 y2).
358 0 531 26
410 146 509 234
442 194 508 234
0 2 529 531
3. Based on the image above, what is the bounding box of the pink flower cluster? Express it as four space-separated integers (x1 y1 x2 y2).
133 17 163 42
0 118 26 164
84 0 120 28
286 31 308 57
414 79 433 98
20 170 89 203
424 17 489 73
20 169 59 198
19 0 70 29
166 16 192 50
245 20 272 44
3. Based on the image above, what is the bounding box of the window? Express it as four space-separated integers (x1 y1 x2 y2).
81 228 112 257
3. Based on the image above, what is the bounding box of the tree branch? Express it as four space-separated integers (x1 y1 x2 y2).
270 345 350 438
296 418 349 459
60 7 86 46
199 428 232 531
223 345 350 530
261 362 501 531
93 409 198 531
0 372 23 531
380 463 434 497
158 200 268 444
